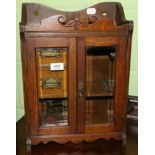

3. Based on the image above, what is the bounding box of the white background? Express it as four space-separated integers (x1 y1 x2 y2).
138 0 155 154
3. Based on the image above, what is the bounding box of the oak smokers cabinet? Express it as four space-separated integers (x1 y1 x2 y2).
20 2 133 146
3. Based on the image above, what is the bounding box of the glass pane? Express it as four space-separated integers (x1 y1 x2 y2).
86 46 116 125
39 99 68 126
36 47 68 127
86 98 114 124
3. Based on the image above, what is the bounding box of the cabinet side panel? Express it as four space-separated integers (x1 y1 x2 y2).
24 38 39 135
114 37 128 131
122 28 133 142
20 33 30 137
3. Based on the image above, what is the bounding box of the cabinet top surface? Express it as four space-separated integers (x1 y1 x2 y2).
20 2 133 32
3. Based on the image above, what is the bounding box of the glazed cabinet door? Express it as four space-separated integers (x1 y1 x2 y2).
77 36 127 134
24 37 77 136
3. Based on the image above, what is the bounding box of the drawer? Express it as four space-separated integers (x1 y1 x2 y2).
37 64 67 78
36 47 67 64
38 74 68 98
36 48 68 98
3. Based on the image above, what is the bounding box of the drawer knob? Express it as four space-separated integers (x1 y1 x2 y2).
42 77 61 89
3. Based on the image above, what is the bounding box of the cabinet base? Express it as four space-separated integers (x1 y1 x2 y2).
29 132 123 145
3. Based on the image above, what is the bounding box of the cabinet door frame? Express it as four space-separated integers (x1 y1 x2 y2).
23 36 77 136
77 36 128 134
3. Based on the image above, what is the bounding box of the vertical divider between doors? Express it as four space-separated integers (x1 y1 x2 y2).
77 37 86 133
68 38 77 133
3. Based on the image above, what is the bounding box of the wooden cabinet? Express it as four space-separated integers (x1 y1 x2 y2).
20 2 133 146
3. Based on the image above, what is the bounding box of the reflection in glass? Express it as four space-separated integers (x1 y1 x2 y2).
39 99 68 126
86 46 116 125
86 98 114 124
